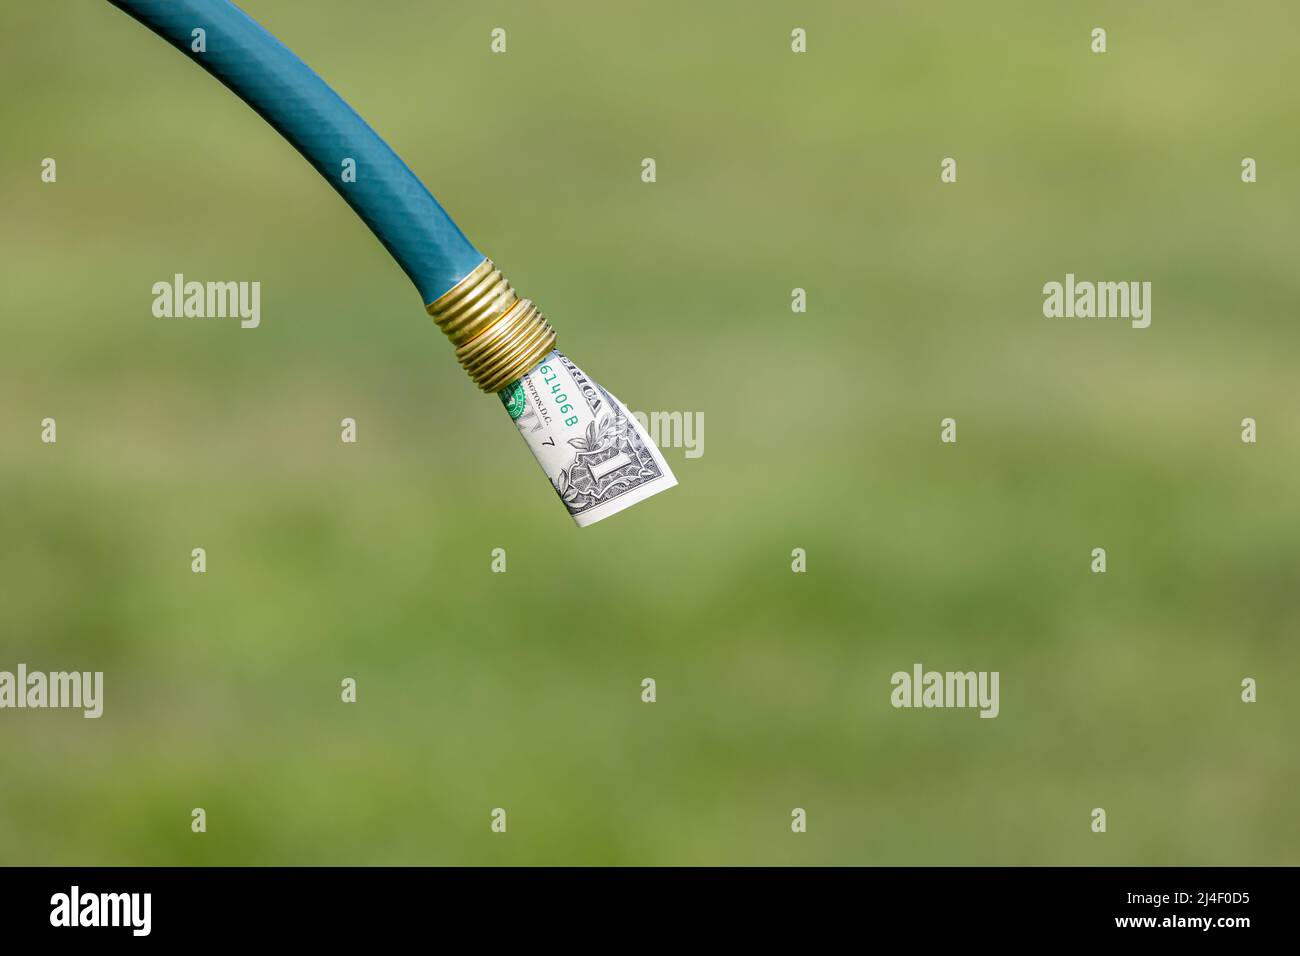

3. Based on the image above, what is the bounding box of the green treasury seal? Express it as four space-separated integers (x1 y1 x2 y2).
499 379 527 420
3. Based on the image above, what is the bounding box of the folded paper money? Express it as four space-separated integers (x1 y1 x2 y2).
502 353 676 527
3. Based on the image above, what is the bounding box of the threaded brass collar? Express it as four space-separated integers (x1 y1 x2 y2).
425 259 557 393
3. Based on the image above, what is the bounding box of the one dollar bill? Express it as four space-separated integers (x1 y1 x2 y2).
499 350 677 527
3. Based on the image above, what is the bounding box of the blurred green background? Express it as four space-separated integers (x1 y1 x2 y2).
2 0 1298 865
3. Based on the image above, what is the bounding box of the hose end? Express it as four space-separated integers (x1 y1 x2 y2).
425 259 557 393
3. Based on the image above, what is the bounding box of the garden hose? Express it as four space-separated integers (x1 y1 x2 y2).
106 0 676 525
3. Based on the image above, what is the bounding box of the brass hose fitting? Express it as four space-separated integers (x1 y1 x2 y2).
425 259 557 393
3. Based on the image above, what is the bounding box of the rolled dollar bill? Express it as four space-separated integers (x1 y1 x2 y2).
499 351 677 527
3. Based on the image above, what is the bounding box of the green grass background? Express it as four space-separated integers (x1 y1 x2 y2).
1 0 1297 865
